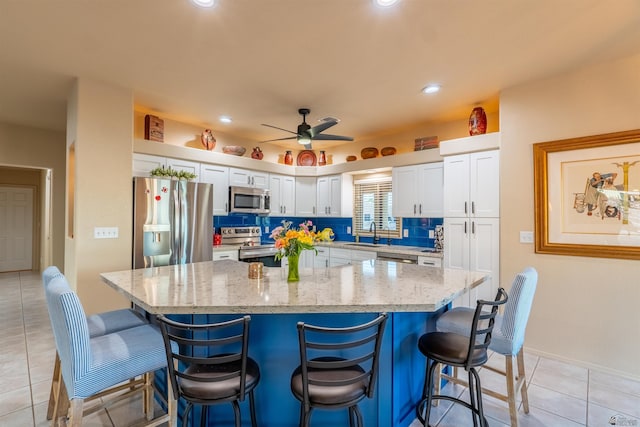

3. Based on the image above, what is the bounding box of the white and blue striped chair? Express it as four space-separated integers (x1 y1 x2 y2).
434 267 538 427
43 266 149 421
44 273 174 427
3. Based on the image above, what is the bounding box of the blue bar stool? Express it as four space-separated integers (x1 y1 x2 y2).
44 273 173 426
43 266 150 422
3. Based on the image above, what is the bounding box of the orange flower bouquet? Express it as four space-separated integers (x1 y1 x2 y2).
270 220 334 281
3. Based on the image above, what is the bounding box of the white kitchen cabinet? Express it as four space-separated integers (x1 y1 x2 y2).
329 248 352 267
212 249 238 261
295 177 317 217
392 162 444 217
166 158 201 182
132 153 166 177
314 247 330 268
443 150 499 218
229 167 269 189
269 174 296 216
200 164 229 216
417 255 442 268
317 174 353 217
444 217 499 308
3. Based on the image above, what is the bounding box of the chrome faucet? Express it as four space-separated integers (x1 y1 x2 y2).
370 221 380 245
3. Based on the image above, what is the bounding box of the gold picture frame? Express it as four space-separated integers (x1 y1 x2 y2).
533 129 640 260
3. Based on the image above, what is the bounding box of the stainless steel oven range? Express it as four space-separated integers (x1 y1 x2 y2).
220 226 281 267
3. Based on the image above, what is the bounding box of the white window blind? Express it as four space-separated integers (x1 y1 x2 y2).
353 177 402 239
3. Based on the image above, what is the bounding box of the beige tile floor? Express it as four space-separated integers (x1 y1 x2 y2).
2 270 639 426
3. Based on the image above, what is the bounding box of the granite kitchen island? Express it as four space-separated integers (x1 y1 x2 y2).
101 259 487 427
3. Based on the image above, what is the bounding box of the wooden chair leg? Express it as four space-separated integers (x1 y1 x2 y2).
505 355 519 427
47 353 61 420
66 399 84 427
517 348 530 414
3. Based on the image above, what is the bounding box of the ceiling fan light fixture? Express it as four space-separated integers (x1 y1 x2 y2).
297 136 311 145
422 84 441 94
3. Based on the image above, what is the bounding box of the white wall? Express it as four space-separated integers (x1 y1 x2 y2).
500 53 640 378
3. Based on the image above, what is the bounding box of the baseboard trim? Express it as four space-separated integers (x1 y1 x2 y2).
524 346 640 383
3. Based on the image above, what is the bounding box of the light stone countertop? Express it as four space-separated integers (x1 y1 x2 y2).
100 260 486 315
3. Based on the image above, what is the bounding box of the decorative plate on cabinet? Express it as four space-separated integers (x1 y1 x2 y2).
346 155 357 162
361 147 379 159
222 146 246 156
381 147 396 156
297 150 317 166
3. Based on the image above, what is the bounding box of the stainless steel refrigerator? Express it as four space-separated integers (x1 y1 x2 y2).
133 177 213 268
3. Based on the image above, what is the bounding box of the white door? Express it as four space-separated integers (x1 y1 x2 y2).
295 177 317 216
200 164 229 216
0 187 33 271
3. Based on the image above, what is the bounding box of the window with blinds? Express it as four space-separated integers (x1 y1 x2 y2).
353 177 402 239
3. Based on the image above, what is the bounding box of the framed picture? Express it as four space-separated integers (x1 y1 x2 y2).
533 129 640 260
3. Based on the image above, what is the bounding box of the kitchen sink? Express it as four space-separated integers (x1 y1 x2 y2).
342 242 382 248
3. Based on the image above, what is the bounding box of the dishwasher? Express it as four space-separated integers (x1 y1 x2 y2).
376 251 418 264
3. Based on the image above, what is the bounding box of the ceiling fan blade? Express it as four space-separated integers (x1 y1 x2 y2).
311 134 354 141
261 124 298 135
308 120 337 138
259 136 297 143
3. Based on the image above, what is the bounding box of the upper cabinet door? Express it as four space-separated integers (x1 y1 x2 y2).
229 168 269 189
132 153 166 177
417 162 444 217
392 162 443 218
295 177 317 217
443 150 499 218
469 151 500 217
200 164 229 216
443 154 471 217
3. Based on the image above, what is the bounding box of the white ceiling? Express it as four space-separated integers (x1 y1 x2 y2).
1 0 639 149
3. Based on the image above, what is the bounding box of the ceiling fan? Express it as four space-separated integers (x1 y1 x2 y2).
260 108 354 149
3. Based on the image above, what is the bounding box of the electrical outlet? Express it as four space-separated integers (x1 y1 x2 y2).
94 227 119 239
403 229 409 238
519 231 534 244
429 230 435 238
347 226 351 234
265 226 269 233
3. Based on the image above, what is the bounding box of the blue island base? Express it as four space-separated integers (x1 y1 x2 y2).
155 310 444 426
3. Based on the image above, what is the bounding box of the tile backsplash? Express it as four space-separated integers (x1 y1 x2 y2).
214 214 443 249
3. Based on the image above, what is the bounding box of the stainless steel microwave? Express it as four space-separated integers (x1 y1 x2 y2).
229 186 270 215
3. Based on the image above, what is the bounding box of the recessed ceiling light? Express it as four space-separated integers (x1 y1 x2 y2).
374 0 400 7
219 116 232 123
192 0 215 8
422 84 441 94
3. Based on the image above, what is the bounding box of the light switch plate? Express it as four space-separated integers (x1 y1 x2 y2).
429 230 435 238
519 231 534 244
265 226 269 233
94 227 119 239
403 229 409 238
347 226 351 234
